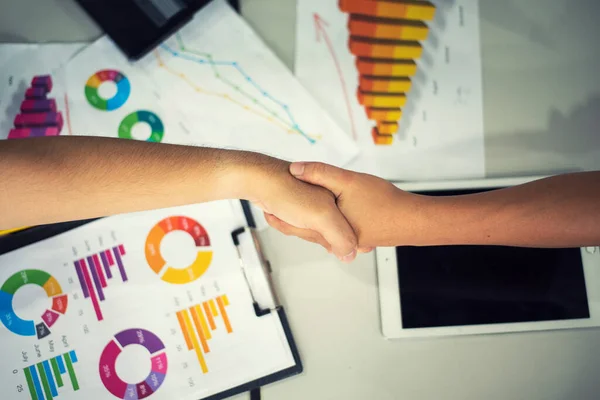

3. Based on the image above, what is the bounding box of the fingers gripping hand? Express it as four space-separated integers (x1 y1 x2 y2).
265 213 373 254
289 161 405 249
264 213 332 253
251 159 358 262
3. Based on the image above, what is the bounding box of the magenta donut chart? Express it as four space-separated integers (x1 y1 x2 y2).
99 328 168 399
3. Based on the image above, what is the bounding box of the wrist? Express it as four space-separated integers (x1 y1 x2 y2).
219 150 282 201
387 190 444 246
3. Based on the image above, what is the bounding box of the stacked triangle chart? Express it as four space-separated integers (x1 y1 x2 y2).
339 0 436 145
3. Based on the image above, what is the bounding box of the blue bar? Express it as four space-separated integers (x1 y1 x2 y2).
29 366 45 400
42 361 58 396
69 350 78 363
56 356 66 374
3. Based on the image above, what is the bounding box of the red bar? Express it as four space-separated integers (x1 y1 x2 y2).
32 75 53 92
20 99 57 113
8 127 60 139
80 258 103 321
105 249 115 266
93 254 107 288
25 87 48 99
118 244 126 256
7 129 29 139
14 112 63 131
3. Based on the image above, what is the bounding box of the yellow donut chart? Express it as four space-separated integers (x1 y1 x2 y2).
145 216 213 284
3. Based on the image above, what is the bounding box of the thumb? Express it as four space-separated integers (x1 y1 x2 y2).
289 162 347 197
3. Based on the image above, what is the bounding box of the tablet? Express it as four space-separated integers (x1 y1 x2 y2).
377 176 600 339
75 0 215 60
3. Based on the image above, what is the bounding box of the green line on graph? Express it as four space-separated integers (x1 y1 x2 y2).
173 33 287 128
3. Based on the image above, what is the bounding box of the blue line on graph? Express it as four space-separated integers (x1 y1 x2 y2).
160 44 315 144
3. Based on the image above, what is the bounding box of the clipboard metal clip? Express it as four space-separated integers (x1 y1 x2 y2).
231 227 280 317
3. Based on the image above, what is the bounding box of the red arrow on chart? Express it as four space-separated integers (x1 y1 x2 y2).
313 13 357 141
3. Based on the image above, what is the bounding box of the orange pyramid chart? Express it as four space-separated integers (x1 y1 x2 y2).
339 0 436 145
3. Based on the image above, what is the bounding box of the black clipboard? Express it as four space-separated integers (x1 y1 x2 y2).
0 200 303 400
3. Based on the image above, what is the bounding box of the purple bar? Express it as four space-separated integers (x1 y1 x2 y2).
113 247 128 282
87 256 105 301
74 260 89 298
100 251 113 279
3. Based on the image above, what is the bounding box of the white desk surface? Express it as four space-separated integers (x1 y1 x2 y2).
2 1 600 399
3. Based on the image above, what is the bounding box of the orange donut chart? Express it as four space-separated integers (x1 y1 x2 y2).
145 216 213 284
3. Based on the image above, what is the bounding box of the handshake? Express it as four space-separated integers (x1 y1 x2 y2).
247 159 420 263
4 137 597 252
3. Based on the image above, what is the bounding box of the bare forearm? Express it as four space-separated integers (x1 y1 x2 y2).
407 172 600 247
0 137 268 229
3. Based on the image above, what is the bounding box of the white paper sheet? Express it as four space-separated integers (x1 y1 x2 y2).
0 201 295 400
63 38 193 145
295 0 485 180
136 0 358 165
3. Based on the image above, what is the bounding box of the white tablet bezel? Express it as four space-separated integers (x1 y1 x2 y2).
377 175 600 339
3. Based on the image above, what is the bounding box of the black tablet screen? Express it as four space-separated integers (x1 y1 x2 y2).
396 191 590 329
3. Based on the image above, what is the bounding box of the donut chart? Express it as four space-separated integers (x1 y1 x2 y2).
85 69 131 111
0 269 68 339
145 216 213 284
99 328 168 399
118 111 164 142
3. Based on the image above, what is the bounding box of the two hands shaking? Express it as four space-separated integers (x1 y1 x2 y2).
255 161 414 263
253 161 600 262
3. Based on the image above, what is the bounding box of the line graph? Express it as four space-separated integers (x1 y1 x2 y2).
172 35 295 132
152 51 294 134
154 35 318 143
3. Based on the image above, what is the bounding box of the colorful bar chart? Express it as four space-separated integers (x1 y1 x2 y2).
176 295 232 374
99 328 168 399
73 245 128 321
338 0 436 145
8 75 64 139
23 350 80 400
0 270 68 339
145 216 213 284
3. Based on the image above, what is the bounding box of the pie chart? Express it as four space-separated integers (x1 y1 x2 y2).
145 216 213 284
0 269 68 339
118 111 164 143
99 328 168 399
84 69 131 111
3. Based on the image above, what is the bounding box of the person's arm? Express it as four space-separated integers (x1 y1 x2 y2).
0 137 357 261
265 162 600 249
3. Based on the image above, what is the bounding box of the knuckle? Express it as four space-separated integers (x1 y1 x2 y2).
306 162 327 177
